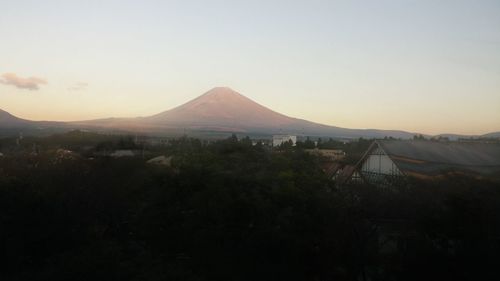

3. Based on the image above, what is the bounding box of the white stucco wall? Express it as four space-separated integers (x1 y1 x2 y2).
361 146 402 176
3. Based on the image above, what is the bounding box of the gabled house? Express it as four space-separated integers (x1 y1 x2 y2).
356 140 500 187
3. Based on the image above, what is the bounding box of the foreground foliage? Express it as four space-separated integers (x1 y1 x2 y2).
0 136 499 281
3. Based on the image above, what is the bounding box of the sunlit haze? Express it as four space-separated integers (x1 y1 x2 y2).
1 0 499 135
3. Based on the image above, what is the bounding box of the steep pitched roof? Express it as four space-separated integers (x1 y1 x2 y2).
336 165 358 185
374 140 500 177
321 162 342 178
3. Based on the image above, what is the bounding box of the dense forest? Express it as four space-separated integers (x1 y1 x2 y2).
1 133 499 280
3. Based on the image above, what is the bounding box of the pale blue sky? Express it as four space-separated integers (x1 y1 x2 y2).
1 0 499 134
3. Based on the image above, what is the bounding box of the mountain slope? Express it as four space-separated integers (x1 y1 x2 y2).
482 132 500 138
5 87 491 139
76 87 416 138
0 109 38 127
143 87 416 138
146 87 306 130
0 109 68 137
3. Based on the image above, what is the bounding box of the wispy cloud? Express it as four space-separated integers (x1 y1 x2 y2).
0 73 47 90
68 82 88 91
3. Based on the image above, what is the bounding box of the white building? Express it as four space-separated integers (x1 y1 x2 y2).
272 135 297 147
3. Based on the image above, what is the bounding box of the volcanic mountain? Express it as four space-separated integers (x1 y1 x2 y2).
2 87 496 139
146 87 316 131
74 87 416 138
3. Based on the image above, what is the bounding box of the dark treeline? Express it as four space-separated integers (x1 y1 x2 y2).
0 130 139 153
1 135 499 280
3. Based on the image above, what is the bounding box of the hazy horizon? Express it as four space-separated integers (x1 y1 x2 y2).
1 0 499 135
